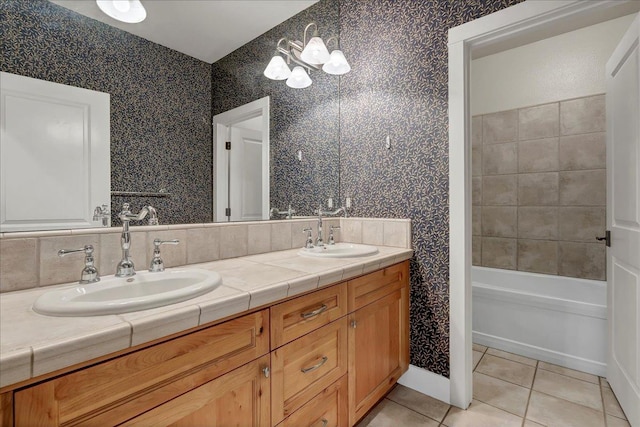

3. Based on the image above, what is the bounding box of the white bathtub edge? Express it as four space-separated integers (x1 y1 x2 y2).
473 331 607 377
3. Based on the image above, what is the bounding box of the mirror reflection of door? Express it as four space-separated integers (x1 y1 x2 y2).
213 97 270 222
229 118 264 221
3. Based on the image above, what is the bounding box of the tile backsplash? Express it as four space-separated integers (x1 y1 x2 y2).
0 218 411 293
472 94 606 280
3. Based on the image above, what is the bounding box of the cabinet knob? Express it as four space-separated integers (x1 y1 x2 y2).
262 366 270 378
351 320 357 329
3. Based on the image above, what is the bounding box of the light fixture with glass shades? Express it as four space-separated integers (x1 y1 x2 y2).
263 23 350 89
96 0 147 23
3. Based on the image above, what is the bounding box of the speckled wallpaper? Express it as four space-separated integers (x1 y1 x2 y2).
212 0 340 217
1 0 212 224
339 0 523 376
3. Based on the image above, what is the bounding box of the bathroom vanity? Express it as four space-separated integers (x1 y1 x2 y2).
0 254 409 426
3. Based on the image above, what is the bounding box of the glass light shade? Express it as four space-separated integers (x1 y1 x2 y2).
300 36 331 64
286 66 312 89
96 0 146 23
322 50 351 75
263 55 291 80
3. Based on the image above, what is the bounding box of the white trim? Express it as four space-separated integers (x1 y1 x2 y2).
473 332 607 377
448 0 638 410
398 365 451 404
212 97 270 222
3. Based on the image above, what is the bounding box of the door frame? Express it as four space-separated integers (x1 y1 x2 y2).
448 0 640 409
212 97 270 222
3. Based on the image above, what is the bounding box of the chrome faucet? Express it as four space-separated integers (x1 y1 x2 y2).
116 203 159 277
58 245 100 284
315 206 324 247
270 204 296 219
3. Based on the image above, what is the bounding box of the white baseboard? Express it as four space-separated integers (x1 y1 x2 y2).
398 364 451 404
473 331 607 377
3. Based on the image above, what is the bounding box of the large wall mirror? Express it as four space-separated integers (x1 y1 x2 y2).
1 0 340 229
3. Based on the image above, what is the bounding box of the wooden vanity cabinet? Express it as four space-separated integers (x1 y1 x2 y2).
0 392 12 427
347 261 409 426
14 310 269 426
9 261 409 427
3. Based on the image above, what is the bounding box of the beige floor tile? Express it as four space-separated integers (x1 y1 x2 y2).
473 343 487 352
356 399 439 427
600 377 611 389
527 391 605 427
606 414 631 427
476 354 536 387
538 361 598 384
487 348 538 367
473 350 484 370
442 399 522 427
602 386 627 419
473 372 530 416
533 369 602 411
386 385 450 422
524 420 546 427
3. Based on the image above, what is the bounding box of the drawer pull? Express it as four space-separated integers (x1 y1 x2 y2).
262 366 270 378
313 418 329 427
301 356 328 373
301 304 328 319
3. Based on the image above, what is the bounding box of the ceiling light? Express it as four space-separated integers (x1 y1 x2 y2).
263 24 350 89
286 66 312 89
96 0 147 23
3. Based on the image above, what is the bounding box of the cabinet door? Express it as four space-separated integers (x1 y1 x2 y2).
0 392 12 427
15 310 269 426
121 355 270 427
348 287 409 426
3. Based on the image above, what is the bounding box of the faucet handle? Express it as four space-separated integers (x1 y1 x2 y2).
302 228 314 249
149 239 180 272
329 225 340 245
58 245 100 284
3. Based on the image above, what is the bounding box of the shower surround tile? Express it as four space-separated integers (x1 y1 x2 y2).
518 103 559 141
483 110 518 144
483 143 518 175
560 95 606 136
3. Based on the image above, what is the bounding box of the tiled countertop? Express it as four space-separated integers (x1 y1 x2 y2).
0 245 412 389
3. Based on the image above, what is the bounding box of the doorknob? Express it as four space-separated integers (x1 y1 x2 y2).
596 230 611 247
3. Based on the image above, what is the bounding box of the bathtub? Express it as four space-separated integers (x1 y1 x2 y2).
472 266 607 376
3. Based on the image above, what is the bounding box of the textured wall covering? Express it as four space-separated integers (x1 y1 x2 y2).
212 0 340 217
1 0 212 225
339 0 523 376
472 95 607 280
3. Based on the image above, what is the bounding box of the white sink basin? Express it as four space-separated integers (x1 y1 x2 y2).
298 243 379 258
33 269 221 317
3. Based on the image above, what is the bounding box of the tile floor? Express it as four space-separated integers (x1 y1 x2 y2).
356 344 630 427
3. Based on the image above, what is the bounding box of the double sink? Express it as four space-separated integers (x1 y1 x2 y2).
33 243 378 317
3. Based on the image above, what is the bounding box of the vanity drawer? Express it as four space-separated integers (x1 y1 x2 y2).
348 261 408 311
271 318 348 425
271 282 347 349
14 310 269 427
277 375 348 427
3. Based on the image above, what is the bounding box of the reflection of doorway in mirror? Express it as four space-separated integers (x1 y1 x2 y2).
213 97 270 222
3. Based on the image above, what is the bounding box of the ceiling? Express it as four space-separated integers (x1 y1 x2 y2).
49 0 318 64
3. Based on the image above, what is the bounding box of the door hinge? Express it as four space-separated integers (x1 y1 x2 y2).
225 141 231 150
225 207 231 217
596 230 611 247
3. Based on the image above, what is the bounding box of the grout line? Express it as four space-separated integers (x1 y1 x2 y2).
522 360 538 426
601 381 609 427
385 396 447 425
536 365 600 385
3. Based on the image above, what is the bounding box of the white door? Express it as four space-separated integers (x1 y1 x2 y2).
606 13 640 427
229 126 263 222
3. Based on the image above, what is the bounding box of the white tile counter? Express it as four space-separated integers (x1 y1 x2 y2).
0 245 412 389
